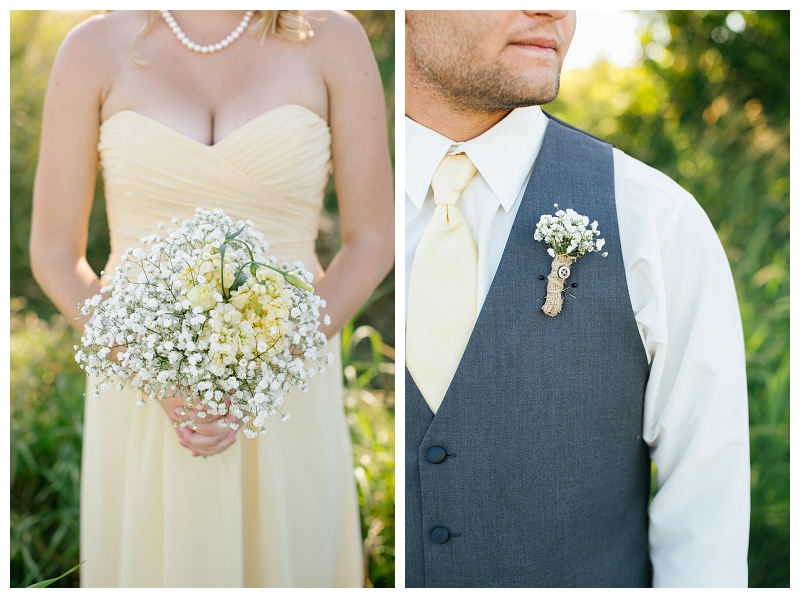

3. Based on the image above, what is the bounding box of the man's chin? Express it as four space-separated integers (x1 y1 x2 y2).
491 80 561 110
424 61 562 112
452 92 559 113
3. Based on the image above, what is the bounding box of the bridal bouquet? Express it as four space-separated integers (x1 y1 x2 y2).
76 208 332 438
534 204 607 317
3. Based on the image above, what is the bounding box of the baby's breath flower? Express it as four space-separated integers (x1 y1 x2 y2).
76 208 330 438
534 207 607 259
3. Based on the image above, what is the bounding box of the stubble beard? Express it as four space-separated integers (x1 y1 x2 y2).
409 38 563 114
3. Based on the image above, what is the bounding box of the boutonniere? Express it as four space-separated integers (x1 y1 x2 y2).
534 204 607 317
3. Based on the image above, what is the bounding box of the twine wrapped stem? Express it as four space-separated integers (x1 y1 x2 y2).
542 254 576 317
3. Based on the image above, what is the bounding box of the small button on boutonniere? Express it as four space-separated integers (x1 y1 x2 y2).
534 204 607 317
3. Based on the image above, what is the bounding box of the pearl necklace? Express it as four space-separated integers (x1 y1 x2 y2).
161 10 254 54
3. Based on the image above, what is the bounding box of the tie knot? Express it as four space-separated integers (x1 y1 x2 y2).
431 153 477 206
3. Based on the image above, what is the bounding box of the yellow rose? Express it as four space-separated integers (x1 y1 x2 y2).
229 288 252 310
186 283 216 311
199 261 215 275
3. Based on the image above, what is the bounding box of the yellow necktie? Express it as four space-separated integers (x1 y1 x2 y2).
407 153 479 414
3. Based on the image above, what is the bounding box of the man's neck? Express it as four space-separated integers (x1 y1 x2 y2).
406 80 512 142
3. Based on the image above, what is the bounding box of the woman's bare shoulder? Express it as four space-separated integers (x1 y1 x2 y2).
305 12 373 72
307 10 364 35
60 11 145 55
54 12 146 85
308 12 370 52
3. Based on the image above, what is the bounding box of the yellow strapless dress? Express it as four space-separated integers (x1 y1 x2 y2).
80 105 363 587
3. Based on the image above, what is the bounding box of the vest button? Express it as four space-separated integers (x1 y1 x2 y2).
426 446 446 464
431 526 450 544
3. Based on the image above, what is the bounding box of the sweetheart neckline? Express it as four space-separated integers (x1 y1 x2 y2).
100 103 329 149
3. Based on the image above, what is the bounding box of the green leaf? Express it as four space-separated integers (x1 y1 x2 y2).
26 561 84 587
219 243 226 262
229 271 249 294
225 225 246 242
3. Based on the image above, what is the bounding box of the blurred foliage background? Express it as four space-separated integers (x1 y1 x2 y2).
10 10 394 588
548 10 789 588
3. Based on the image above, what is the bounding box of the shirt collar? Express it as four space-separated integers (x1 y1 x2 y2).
405 105 549 212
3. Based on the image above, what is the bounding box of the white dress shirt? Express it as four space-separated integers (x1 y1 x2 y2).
405 106 750 588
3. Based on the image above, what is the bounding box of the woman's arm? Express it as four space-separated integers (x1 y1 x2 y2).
30 16 110 334
309 12 395 337
30 15 236 457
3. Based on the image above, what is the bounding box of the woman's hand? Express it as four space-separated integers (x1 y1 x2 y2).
108 347 238 458
157 391 239 458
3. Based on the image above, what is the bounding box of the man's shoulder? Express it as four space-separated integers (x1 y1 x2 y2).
539 113 703 228
540 114 697 217
618 149 694 210
616 149 721 248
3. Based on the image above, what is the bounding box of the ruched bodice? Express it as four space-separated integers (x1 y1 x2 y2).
82 103 363 588
98 104 331 277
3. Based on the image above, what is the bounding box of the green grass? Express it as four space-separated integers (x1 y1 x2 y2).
10 301 84 588
10 294 396 588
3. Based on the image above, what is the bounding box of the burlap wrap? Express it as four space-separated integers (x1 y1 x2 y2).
541 253 576 316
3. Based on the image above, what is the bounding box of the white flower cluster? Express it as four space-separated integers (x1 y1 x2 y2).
533 203 608 258
76 208 333 439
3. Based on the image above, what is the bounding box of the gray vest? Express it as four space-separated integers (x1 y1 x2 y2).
406 117 651 588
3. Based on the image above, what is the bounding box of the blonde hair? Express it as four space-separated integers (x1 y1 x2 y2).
129 10 313 65
252 11 313 42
